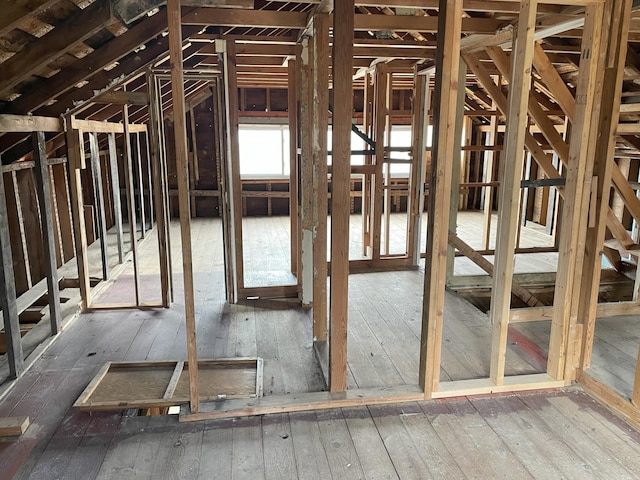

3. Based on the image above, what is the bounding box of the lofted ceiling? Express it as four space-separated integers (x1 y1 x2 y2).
1 0 640 162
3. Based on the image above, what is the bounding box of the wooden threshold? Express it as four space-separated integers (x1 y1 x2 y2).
179 373 569 421
85 302 166 311
179 385 424 421
577 370 640 430
431 374 565 398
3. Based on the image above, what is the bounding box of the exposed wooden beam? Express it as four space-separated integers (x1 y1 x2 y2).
354 12 504 34
31 131 62 335
299 39 314 307
0 152 24 377
88 133 109 281
419 0 463 399
312 14 330 342
329 0 354 393
578 0 632 374
448 232 544 307
112 0 252 23
146 75 171 307
466 50 636 250
7 9 176 115
489 0 537 387
107 134 125 264
182 8 504 34
182 8 308 28
65 126 90 310
0 0 113 98
167 0 200 414
288 59 300 282
0 115 63 133
0 0 56 37
548 1 605 380
532 42 576 122
93 91 150 105
408 68 428 265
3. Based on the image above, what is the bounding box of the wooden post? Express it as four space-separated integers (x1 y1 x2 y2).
299 38 314 307
312 13 330 340
218 39 244 303
489 0 537 386
158 77 175 304
0 153 24 377
65 125 91 310
107 133 124 264
419 0 463 398
482 102 499 250
167 0 199 412
446 58 467 283
372 66 388 261
288 58 300 279
408 69 429 266
329 0 354 393
134 132 146 238
52 163 75 263
214 75 235 304
32 131 62 335
123 107 141 306
548 2 606 381
188 112 197 219
89 133 109 281
634 343 640 407
577 0 631 374
383 74 393 256
362 72 374 257
147 72 171 307
144 132 154 227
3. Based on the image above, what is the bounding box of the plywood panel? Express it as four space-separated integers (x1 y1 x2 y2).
74 358 263 411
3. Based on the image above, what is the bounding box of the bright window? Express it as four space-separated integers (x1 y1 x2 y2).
239 125 290 177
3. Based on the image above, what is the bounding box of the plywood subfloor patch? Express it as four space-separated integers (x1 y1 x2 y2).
74 358 262 411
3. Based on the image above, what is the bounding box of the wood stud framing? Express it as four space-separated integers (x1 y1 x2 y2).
1 0 639 426
0 152 24 377
420 0 463 398
312 14 330 342
489 0 537 386
548 1 605 381
577 0 633 374
31 132 61 335
329 0 355 393
167 0 200 413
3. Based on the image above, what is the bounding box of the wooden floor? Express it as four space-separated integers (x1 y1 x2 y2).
0 213 639 478
4 387 640 479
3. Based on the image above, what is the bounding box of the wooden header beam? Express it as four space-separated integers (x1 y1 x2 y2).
183 8 504 34
0 115 63 133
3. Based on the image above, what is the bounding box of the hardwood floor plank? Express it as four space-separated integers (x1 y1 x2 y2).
262 413 298 480
316 409 366 479
368 403 433 479
288 411 332 480
469 396 567 478
232 416 265 479
342 406 400 480
520 392 639 479
198 419 234 480
397 405 466 479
